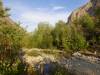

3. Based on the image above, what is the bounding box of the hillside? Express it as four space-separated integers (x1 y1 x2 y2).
67 0 100 52
68 0 100 24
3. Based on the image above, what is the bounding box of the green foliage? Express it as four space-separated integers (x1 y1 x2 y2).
68 26 88 51
52 21 70 50
94 7 100 28
0 1 10 17
0 7 25 74
16 63 27 75
21 32 31 48
0 24 24 75
52 21 88 52
93 7 100 51
95 7 100 16
29 22 53 49
27 21 88 52
79 14 95 30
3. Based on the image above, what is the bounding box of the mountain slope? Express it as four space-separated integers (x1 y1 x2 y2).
68 0 100 24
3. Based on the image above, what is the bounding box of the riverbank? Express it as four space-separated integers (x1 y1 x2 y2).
18 48 100 75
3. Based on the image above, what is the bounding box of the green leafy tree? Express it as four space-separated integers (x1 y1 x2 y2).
67 26 88 52
79 14 94 31
29 22 53 49
0 1 25 74
52 21 70 50
0 23 25 75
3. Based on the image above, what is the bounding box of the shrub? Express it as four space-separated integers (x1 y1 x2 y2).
79 14 95 30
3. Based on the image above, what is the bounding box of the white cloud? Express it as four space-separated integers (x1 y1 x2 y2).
20 11 70 25
18 10 70 32
52 6 65 10
4 2 70 32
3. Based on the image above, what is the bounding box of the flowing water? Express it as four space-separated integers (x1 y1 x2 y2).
35 57 100 75
58 57 100 75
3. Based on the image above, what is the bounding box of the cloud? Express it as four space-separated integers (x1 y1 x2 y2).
52 6 65 10
20 10 70 24
18 10 70 32
4 1 70 32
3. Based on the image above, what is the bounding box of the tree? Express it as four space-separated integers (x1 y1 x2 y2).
52 21 70 50
0 23 25 75
29 22 53 49
79 14 95 31
68 26 88 52
0 1 25 74
0 0 10 17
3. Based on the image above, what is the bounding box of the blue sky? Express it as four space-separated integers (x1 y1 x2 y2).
3 0 89 32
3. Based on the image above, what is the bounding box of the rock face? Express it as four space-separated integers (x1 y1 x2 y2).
68 0 100 24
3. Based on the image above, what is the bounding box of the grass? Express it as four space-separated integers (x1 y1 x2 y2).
23 48 72 61
26 50 41 57
23 48 66 58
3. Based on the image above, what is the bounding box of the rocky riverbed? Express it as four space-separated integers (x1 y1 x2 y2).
19 49 100 75
59 57 100 75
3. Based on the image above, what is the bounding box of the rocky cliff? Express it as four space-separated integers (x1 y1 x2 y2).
68 0 100 24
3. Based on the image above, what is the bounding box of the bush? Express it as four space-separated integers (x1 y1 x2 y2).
0 21 25 75
67 26 88 52
52 21 70 50
29 22 53 49
79 14 95 30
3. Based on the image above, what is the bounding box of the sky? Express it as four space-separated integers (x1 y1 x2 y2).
3 0 89 32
